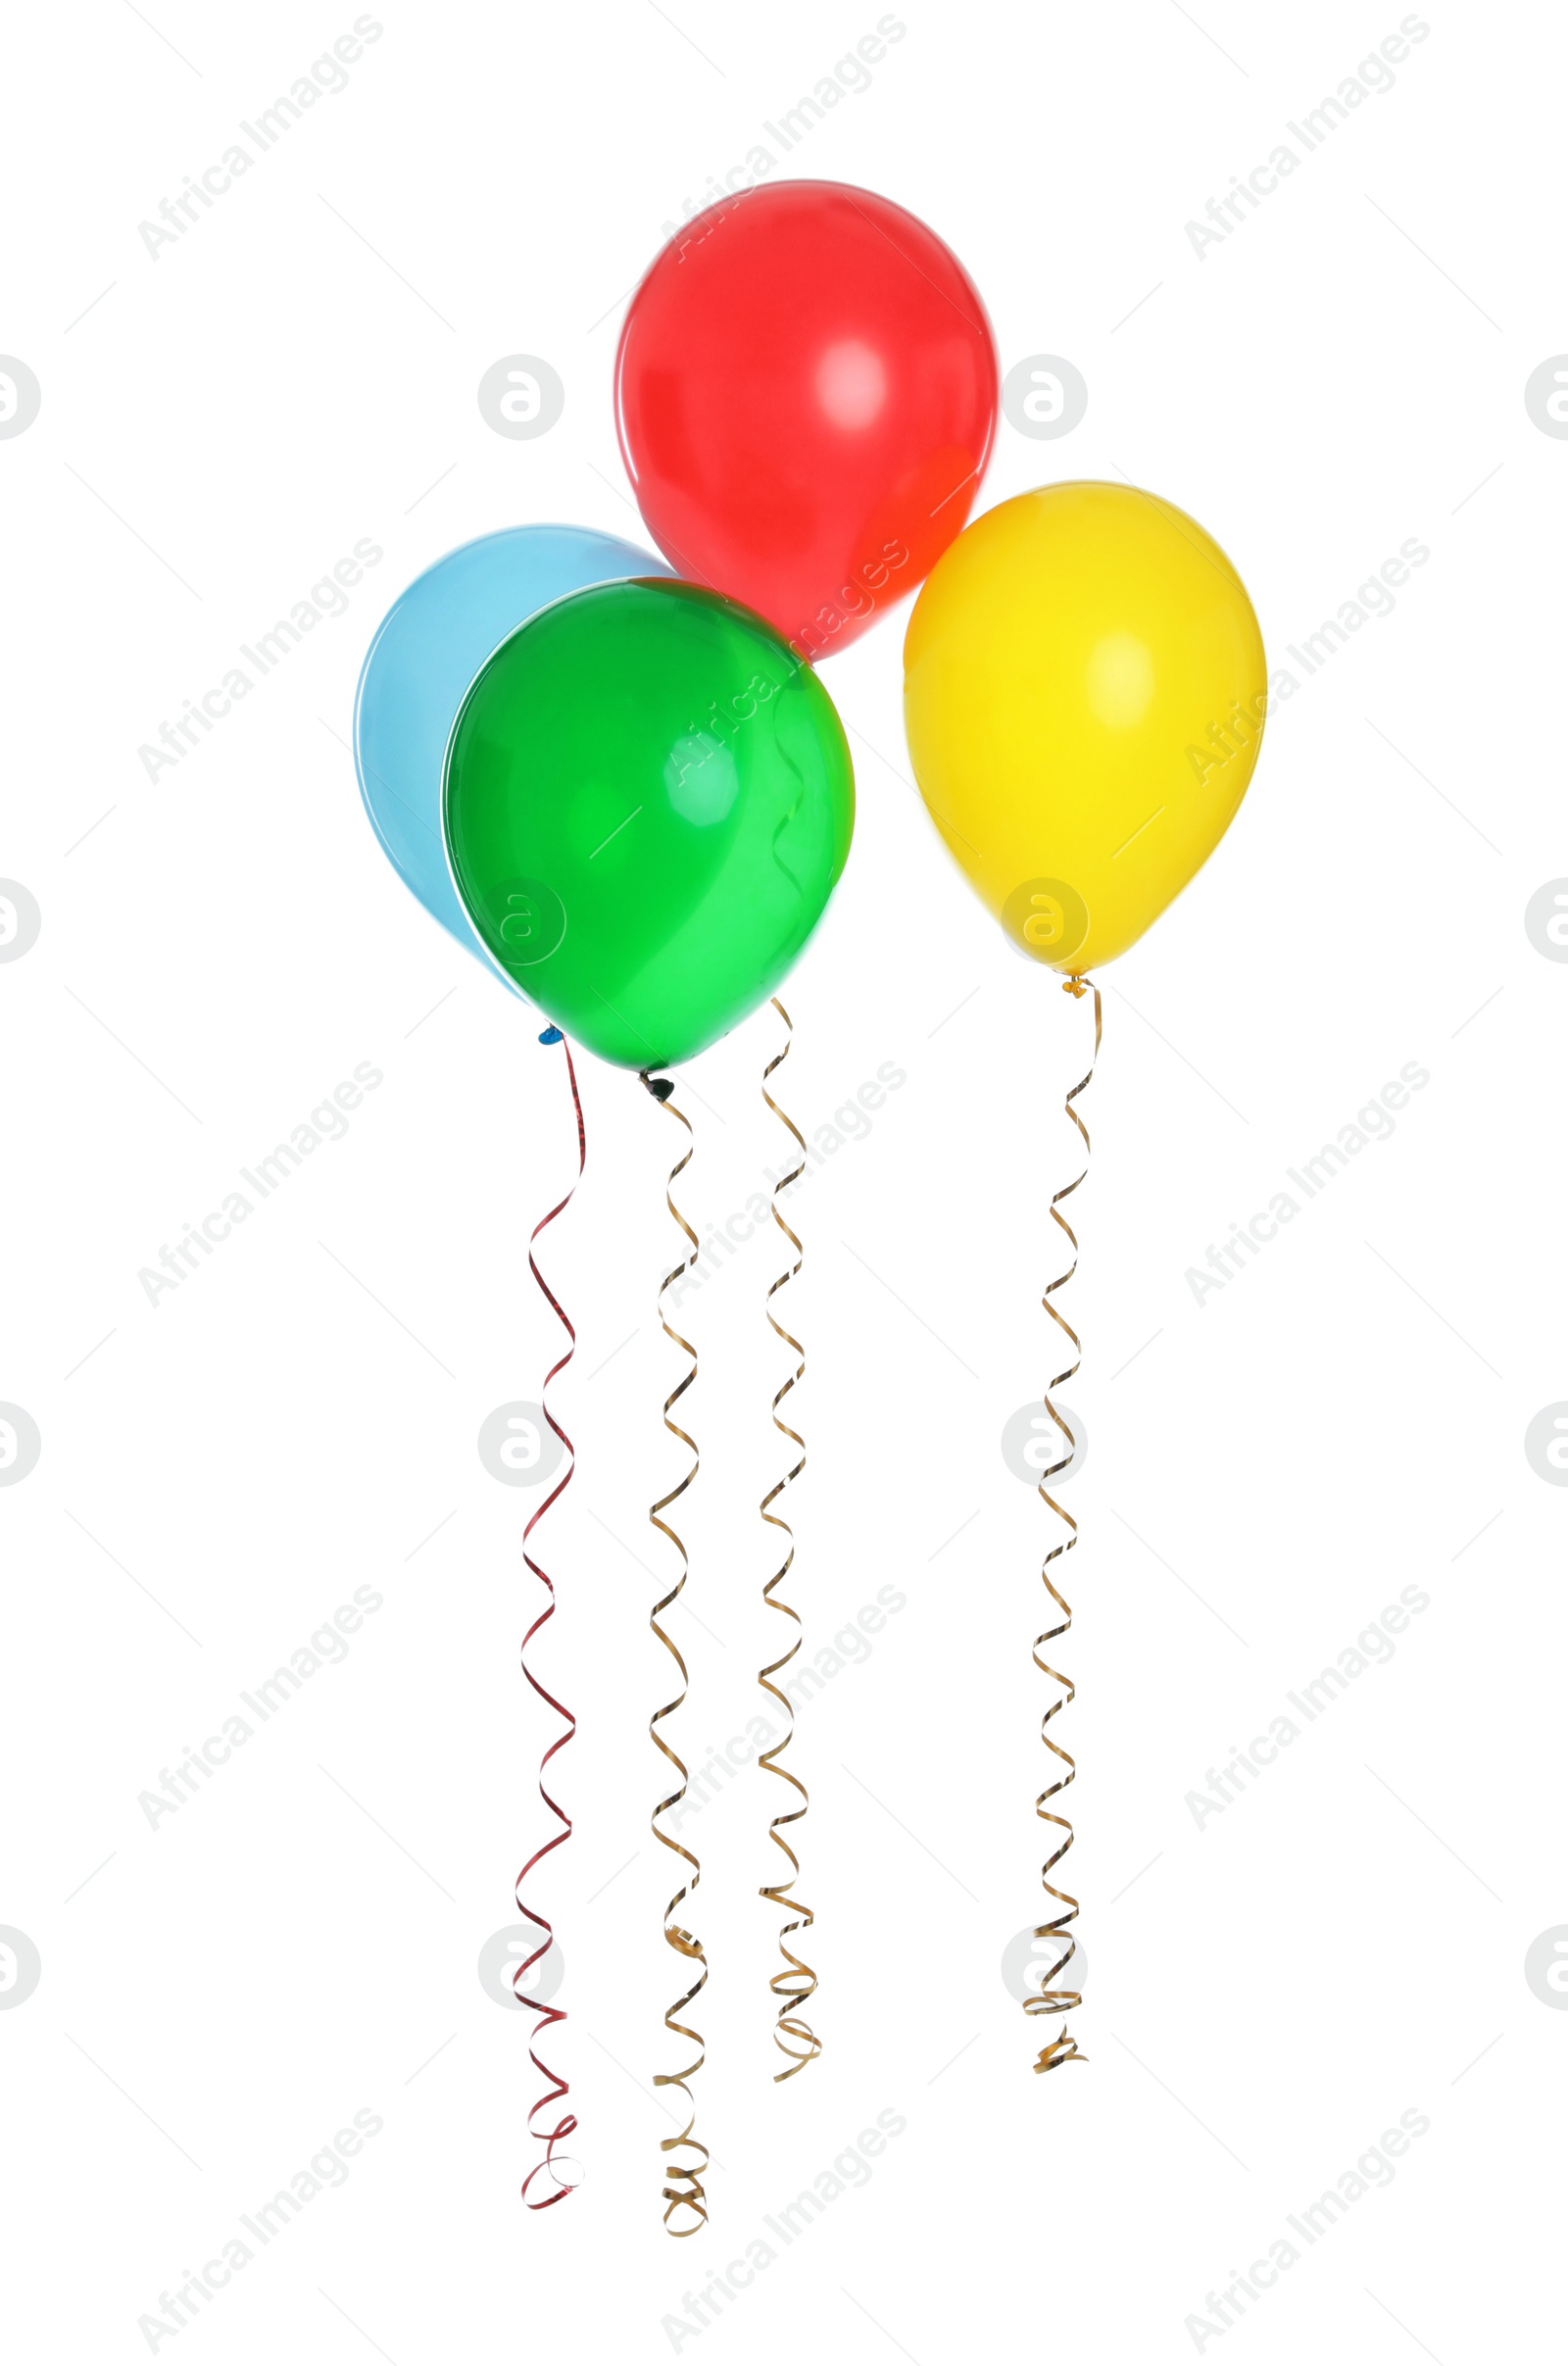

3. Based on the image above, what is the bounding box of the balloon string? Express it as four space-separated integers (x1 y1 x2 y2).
757 999 820 2079
643 1070 710 2234
1027 973 1100 2075
517 1028 585 2205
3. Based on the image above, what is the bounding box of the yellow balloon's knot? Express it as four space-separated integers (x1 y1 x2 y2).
1062 973 1091 1000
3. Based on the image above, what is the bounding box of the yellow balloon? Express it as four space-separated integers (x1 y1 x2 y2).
903 481 1266 974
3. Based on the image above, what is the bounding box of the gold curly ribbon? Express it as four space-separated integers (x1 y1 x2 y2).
1026 972 1101 2074
644 1072 710 2233
516 1029 586 2209
757 998 821 2078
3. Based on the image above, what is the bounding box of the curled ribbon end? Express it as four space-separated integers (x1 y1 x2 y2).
1032 2030 1087 2074
519 2113 581 2206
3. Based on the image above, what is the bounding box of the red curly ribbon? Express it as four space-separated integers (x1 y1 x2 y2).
517 1031 586 2207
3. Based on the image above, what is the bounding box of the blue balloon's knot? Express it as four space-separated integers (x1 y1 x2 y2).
538 1025 564 1046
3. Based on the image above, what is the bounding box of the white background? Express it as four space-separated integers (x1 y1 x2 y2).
2 2 1560 2357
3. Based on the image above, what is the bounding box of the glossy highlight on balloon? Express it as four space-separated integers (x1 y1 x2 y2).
615 179 999 664
904 482 1267 972
443 578 855 1068
354 524 670 982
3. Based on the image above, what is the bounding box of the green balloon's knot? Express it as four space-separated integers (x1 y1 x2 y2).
641 1070 675 1103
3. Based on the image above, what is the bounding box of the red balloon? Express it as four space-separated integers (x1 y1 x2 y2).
614 180 998 663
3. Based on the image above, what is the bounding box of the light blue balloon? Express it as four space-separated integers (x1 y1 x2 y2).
354 523 671 987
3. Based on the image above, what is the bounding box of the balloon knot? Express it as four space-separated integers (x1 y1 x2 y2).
1062 973 1091 1000
537 1026 564 1046
641 1070 675 1103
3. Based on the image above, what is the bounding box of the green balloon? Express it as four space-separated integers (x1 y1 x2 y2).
443 577 855 1068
